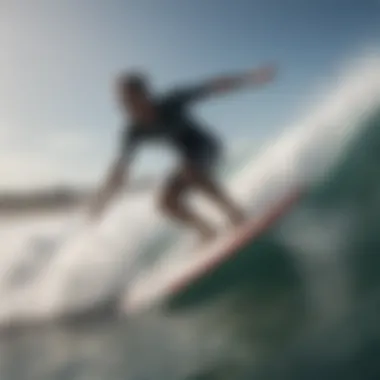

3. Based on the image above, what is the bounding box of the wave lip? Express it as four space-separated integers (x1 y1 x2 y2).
1 55 380 328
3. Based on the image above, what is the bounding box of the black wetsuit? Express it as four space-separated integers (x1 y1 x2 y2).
121 85 222 173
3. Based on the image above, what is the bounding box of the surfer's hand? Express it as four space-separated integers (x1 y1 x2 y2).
248 64 277 85
87 204 102 222
87 196 106 222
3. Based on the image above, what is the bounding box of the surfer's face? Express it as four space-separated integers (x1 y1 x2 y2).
118 80 157 123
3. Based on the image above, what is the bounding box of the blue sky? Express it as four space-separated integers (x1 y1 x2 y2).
1 0 379 190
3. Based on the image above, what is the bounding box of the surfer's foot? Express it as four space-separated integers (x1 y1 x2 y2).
197 225 217 247
228 208 246 228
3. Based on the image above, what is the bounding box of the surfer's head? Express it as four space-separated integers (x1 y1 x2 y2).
117 71 151 104
116 71 156 122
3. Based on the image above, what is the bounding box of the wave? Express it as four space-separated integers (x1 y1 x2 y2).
1 54 380 329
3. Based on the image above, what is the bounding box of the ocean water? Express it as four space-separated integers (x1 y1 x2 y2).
1 56 380 380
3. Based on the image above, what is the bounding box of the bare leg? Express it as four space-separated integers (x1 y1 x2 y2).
190 169 245 227
159 175 217 243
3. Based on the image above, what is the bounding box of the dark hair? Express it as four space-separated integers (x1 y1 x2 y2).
118 72 149 93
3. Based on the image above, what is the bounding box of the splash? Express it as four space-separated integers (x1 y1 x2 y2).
0 54 380 327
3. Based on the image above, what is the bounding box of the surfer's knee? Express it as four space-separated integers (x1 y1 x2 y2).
159 190 179 215
158 180 185 214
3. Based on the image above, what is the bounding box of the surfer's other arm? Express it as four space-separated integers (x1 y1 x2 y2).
88 153 129 220
88 126 139 220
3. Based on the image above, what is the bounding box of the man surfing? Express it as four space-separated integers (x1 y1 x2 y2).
89 64 276 243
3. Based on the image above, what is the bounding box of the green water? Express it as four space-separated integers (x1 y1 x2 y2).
1 111 380 380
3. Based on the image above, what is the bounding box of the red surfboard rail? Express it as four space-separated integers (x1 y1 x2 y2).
167 187 304 297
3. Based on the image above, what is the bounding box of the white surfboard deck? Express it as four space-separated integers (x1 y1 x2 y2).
123 187 304 313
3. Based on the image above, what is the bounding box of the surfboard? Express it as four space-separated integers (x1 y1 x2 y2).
124 186 304 313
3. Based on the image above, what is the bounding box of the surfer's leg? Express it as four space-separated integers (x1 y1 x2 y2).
158 172 217 241
185 145 245 226
186 166 245 226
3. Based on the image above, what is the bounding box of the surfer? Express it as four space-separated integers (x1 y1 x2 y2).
89 64 276 243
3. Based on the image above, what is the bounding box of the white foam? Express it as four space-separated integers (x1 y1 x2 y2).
0 53 380 324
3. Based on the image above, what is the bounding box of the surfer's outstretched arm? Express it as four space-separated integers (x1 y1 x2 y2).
173 63 277 105
203 63 277 97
